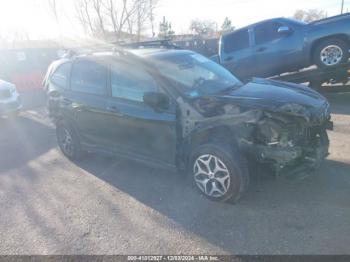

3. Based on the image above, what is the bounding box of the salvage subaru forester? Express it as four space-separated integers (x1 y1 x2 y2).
43 48 332 203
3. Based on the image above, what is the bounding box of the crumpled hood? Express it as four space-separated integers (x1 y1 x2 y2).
214 78 330 121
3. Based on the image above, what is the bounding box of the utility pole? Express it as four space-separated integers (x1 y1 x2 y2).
341 0 344 14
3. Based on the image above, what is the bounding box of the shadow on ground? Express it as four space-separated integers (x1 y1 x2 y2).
75 152 350 254
0 115 55 173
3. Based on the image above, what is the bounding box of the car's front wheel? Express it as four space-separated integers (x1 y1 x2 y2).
56 121 82 160
313 38 349 68
189 144 249 203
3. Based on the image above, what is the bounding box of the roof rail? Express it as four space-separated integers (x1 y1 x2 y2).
61 46 129 59
119 40 182 50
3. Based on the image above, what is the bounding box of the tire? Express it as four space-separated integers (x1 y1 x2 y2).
313 38 349 68
56 121 82 160
189 143 249 203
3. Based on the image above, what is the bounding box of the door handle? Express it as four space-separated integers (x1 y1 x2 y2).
256 47 267 52
106 106 123 116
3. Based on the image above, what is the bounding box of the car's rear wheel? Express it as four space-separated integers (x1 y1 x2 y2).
189 144 249 203
313 38 349 68
56 121 82 160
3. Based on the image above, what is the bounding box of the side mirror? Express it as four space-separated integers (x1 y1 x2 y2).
143 92 169 111
277 26 291 35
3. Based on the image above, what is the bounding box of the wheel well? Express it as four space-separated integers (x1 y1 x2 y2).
178 125 238 171
310 34 350 61
56 117 80 141
193 126 236 145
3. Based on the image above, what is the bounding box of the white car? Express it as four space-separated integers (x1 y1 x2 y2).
0 79 22 117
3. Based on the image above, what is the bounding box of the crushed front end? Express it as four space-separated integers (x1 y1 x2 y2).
249 102 332 177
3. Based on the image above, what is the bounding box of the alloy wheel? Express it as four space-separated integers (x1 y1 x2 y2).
193 154 231 198
58 127 74 157
320 45 343 66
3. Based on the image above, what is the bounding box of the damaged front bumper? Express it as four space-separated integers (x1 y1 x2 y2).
252 126 330 177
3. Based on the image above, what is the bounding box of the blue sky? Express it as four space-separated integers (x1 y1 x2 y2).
0 0 348 39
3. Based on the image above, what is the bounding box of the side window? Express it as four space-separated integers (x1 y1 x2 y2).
50 63 71 88
71 60 107 95
254 22 284 45
111 62 158 102
223 29 250 53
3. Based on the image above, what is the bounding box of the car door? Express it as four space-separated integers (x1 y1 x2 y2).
253 20 304 77
106 59 177 166
65 59 111 148
219 28 255 80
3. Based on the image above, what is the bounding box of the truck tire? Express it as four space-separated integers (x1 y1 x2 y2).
313 38 349 68
189 143 249 203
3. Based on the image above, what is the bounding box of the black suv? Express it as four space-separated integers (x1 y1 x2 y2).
44 48 332 203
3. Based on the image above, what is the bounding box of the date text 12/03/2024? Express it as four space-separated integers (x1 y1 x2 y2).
127 256 220 261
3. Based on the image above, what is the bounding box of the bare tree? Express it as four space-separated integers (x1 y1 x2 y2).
75 0 95 35
293 9 327 23
92 0 107 38
190 19 216 35
48 0 59 24
74 0 159 41
149 0 159 37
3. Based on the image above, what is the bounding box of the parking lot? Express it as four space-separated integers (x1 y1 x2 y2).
0 90 349 255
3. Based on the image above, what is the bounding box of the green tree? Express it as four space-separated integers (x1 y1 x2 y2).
221 17 234 33
158 16 175 39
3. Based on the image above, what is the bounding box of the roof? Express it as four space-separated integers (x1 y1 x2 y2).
129 48 195 60
50 48 195 69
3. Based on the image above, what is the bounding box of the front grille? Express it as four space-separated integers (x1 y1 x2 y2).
0 89 11 99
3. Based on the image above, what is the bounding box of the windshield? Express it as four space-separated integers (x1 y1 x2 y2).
153 52 242 97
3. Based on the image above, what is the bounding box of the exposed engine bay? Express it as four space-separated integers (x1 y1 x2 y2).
177 94 332 177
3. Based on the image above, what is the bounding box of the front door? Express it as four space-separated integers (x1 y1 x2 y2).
106 59 177 165
253 21 304 77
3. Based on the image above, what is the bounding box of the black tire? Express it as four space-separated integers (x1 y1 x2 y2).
189 143 249 203
313 38 349 68
56 121 82 160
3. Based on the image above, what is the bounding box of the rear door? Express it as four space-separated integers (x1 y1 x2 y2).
220 28 255 80
105 59 177 165
65 59 111 148
253 20 304 77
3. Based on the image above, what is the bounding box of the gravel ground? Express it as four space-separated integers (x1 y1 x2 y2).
0 90 349 255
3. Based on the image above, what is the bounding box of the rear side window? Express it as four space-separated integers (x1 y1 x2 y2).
254 22 284 45
71 60 107 95
50 63 71 88
223 29 250 53
111 61 158 102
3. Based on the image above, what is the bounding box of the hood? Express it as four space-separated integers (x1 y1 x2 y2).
212 78 330 121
